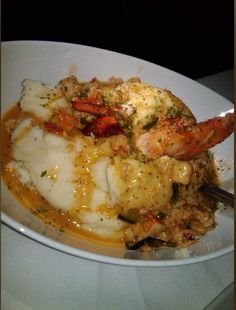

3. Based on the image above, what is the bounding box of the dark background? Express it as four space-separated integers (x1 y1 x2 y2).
2 0 233 79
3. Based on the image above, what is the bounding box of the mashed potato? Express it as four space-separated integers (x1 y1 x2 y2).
2 76 220 249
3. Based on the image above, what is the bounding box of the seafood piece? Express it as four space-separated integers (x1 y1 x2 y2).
111 135 131 156
136 111 234 160
44 121 64 134
72 98 110 115
44 111 77 135
82 115 123 137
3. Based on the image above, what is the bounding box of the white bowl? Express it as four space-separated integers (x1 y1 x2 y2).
1 41 234 266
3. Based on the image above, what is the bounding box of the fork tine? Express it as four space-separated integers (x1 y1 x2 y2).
201 183 234 208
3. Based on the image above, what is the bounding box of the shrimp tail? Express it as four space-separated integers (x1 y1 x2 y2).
181 112 234 159
136 111 234 160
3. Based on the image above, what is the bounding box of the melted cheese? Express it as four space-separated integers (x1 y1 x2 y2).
109 158 173 211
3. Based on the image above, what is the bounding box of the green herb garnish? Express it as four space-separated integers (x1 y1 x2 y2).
143 117 158 131
40 170 47 177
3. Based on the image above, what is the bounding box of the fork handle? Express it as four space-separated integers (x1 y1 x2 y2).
201 183 234 208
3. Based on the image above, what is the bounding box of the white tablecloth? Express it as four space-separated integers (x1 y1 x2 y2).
2 70 234 310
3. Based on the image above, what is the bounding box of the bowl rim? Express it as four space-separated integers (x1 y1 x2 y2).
2 212 233 267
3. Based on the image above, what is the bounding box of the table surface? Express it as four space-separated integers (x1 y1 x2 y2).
1 70 234 310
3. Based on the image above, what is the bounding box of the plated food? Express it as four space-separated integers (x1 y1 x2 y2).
2 74 234 252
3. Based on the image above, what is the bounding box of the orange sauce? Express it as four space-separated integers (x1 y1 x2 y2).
2 105 125 248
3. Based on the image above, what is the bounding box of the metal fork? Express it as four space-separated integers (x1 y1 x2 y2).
201 183 234 208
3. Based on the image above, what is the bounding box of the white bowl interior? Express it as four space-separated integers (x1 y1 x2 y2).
1 41 234 266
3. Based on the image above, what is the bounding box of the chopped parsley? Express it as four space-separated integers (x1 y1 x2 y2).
143 117 159 131
40 170 47 177
40 103 48 107
166 106 182 118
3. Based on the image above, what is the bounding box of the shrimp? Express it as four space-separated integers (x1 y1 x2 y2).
44 111 78 135
136 110 234 160
82 115 123 137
